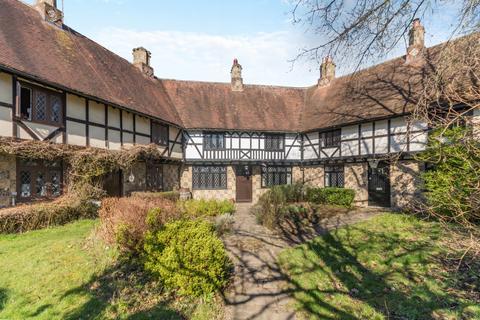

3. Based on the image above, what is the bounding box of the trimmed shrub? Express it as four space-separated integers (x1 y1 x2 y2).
143 219 232 296
277 183 305 203
99 196 181 254
306 187 355 207
179 199 235 218
252 186 287 229
0 193 98 234
131 191 180 202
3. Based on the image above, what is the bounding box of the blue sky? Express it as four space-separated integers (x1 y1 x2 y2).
24 0 459 86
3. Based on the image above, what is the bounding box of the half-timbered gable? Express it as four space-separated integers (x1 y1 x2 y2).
303 116 428 162
184 131 302 162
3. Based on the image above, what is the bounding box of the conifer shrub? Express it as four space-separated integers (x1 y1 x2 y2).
143 219 232 296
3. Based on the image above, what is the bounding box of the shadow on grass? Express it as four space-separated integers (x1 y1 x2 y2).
54 260 181 320
0 288 8 312
224 207 479 320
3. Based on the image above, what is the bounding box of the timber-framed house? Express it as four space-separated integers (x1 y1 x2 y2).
0 0 478 208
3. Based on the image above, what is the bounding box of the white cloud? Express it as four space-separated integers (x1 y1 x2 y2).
91 28 319 87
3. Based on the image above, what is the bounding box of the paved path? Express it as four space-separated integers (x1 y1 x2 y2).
222 204 383 320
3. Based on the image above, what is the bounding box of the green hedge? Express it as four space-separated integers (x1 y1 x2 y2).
306 187 355 208
0 196 99 234
131 191 180 202
143 219 232 296
179 199 235 217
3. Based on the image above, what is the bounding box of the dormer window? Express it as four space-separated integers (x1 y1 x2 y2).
264 134 284 151
18 82 63 126
204 132 225 150
152 122 169 146
322 129 341 148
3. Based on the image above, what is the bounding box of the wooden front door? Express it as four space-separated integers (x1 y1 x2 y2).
368 161 391 207
103 170 123 197
235 165 252 203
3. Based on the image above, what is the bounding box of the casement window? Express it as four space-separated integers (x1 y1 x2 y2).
192 166 227 190
264 134 284 151
322 129 341 148
204 132 225 150
19 83 63 126
17 159 62 201
261 166 292 188
152 122 169 146
325 164 344 188
146 162 164 191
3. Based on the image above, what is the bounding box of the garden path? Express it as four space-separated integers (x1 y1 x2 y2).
222 203 384 320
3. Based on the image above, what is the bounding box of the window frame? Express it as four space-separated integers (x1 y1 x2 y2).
203 132 226 151
146 162 164 191
151 122 169 146
16 158 63 202
261 166 292 188
324 164 345 188
192 166 227 190
322 129 341 148
18 81 64 127
264 133 285 151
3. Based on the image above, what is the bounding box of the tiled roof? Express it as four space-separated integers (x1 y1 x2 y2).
0 0 476 133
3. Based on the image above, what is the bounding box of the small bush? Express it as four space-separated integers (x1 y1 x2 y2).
179 199 235 218
252 186 287 229
131 191 180 202
99 196 180 254
0 193 98 234
143 219 232 296
277 183 305 202
214 213 235 236
306 187 355 207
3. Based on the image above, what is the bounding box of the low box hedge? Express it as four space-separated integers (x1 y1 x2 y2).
306 187 355 208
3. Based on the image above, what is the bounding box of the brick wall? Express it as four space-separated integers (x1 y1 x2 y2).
391 160 424 209
345 162 368 207
303 165 324 187
0 155 15 208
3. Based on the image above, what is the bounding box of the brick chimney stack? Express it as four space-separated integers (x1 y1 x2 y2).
132 47 154 77
35 0 63 26
318 56 336 87
231 59 244 91
406 18 425 63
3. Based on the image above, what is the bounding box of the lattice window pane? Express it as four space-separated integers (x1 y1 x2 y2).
36 172 47 196
50 171 61 196
20 171 31 198
35 92 47 121
51 95 62 123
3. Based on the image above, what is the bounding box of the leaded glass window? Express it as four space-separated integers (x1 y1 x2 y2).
192 166 227 190
34 91 47 121
204 132 225 150
325 164 344 188
17 159 63 200
322 129 341 148
19 82 63 126
51 95 62 123
261 166 292 187
264 134 284 151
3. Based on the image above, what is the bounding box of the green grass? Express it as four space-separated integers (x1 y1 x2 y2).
278 213 480 320
0 219 223 320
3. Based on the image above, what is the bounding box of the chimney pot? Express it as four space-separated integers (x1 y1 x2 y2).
132 47 154 77
34 0 63 26
231 58 243 91
406 18 425 63
318 55 336 87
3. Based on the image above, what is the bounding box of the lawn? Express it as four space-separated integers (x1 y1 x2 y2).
278 213 480 320
0 219 223 320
